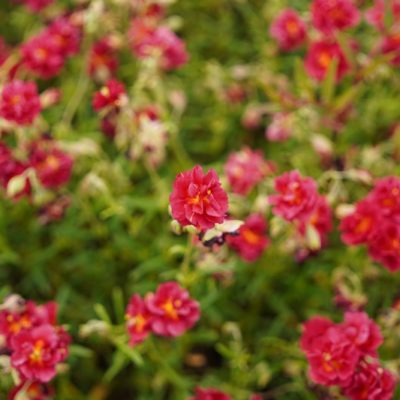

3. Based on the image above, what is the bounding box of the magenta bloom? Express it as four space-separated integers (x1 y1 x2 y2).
125 294 152 346
88 38 119 79
29 140 73 189
10 324 70 383
311 0 360 34
265 113 292 142
224 147 272 196
381 33 400 66
366 0 400 31
170 165 228 231
227 214 270 262
342 360 396 400
129 19 188 70
189 387 231 400
340 199 381 245
370 176 400 220
270 9 307 51
47 17 81 58
20 0 53 12
269 170 318 222
0 80 41 125
145 282 200 337
305 40 350 81
21 33 65 79
300 316 334 353
92 79 126 112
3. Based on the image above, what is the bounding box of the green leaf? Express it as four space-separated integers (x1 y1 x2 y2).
321 58 338 106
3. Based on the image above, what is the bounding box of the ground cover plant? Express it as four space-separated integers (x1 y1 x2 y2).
1 0 400 399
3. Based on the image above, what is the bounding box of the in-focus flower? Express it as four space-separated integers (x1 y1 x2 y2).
265 112 292 142
10 324 70 382
129 18 188 70
88 38 119 80
189 387 231 400
92 79 127 112
305 40 350 81
145 282 200 337
227 214 270 262
269 170 318 222
311 0 360 34
270 9 307 51
0 80 41 125
125 294 152 346
224 147 273 196
170 165 228 231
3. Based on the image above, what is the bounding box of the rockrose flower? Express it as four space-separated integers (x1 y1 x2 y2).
92 79 126 112
29 140 73 189
381 32 400 66
305 40 350 81
269 170 318 222
8 381 54 400
189 387 231 400
20 0 53 12
88 38 119 79
10 324 70 382
125 294 152 346
145 282 200 337
342 360 396 400
129 19 188 70
224 147 273 196
226 214 270 262
47 17 81 58
340 312 383 357
21 33 65 79
368 221 400 272
0 80 41 125
270 9 307 51
370 176 400 220
300 316 334 353
170 165 228 231
340 199 381 245
311 0 360 34
366 0 400 31
265 113 292 142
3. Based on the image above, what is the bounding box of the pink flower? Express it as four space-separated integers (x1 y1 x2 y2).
366 0 400 31
340 199 381 245
224 147 273 196
88 38 119 79
8 381 54 400
226 214 270 262
341 312 383 357
129 19 188 70
29 139 73 189
269 170 318 222
145 282 200 337
311 0 360 34
270 9 307 51
265 113 292 142
0 80 41 125
10 324 70 383
125 294 152 346
170 165 228 231
47 17 81 58
305 40 350 81
368 221 400 272
92 79 126 112
370 176 400 220
20 0 53 12
381 32 400 66
300 316 334 353
189 387 231 400
342 360 396 400
21 32 65 79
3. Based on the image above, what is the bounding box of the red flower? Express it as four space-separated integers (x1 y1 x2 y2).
189 387 231 400
20 0 53 12
381 32 400 66
10 324 70 383
0 37 10 67
368 221 400 272
88 38 119 79
305 40 350 81
47 17 81 58
342 360 396 400
8 381 54 400
170 165 228 231
227 214 270 262
92 79 126 112
269 170 318 222
129 19 188 70
311 0 360 34
100 112 117 139
21 33 65 79
224 147 273 196
340 199 381 245
340 312 383 357
0 80 41 125
145 282 200 337
29 140 73 189
270 9 307 51
300 316 334 354
125 294 152 346
370 176 400 220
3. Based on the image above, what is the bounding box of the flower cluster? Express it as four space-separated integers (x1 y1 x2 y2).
340 176 400 272
0 295 70 393
125 281 200 345
300 312 395 398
